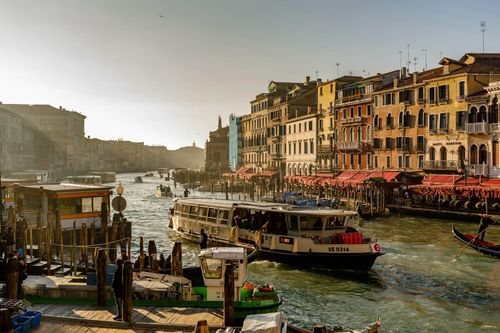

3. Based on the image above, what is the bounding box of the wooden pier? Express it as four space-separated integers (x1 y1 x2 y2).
32 303 223 332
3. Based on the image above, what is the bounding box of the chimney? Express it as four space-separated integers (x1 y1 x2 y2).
413 72 417 84
393 77 398 89
400 67 407 78
316 78 322 86
305 76 310 85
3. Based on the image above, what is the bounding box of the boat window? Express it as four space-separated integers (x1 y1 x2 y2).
207 208 218 223
175 204 182 216
189 206 199 218
201 257 222 279
198 207 208 220
182 205 190 217
82 198 93 213
93 197 103 211
288 215 299 231
299 216 324 231
218 209 229 225
59 197 83 215
325 216 345 229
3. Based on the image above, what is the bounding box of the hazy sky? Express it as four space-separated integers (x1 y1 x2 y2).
1 0 499 149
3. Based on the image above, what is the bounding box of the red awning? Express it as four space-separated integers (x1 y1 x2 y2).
222 172 236 177
455 177 484 186
316 172 335 178
259 171 277 177
422 174 461 185
236 167 252 174
481 179 500 187
367 171 401 182
335 171 358 180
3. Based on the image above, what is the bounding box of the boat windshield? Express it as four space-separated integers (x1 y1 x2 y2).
200 258 222 279
324 216 348 229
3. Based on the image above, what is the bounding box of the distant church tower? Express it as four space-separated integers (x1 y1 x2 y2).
218 115 222 130
192 140 196 147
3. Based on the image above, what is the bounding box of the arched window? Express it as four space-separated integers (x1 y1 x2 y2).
458 145 466 162
470 145 478 164
374 115 380 129
479 105 487 122
479 144 487 164
440 146 447 161
343 128 347 142
304 165 309 176
386 113 393 128
398 111 404 127
350 128 354 142
357 127 362 141
491 97 499 124
469 106 478 123
429 147 436 161
367 125 372 141
418 109 425 126
404 110 411 127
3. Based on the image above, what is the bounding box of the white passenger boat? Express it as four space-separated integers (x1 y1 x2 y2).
169 198 383 271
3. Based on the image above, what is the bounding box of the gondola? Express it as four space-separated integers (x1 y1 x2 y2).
357 203 384 219
452 225 500 258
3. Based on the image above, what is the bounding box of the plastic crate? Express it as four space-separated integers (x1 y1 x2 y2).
86 272 114 285
12 316 32 333
21 311 42 328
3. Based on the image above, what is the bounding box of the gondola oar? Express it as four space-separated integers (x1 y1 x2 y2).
451 220 498 261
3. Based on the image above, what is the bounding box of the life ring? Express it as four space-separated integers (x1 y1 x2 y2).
244 283 254 291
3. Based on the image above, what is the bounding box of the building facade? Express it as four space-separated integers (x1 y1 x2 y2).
205 116 230 174
228 113 242 171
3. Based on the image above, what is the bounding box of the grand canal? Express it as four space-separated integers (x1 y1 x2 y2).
115 173 499 332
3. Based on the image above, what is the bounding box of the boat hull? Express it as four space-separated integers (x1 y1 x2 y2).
452 225 500 258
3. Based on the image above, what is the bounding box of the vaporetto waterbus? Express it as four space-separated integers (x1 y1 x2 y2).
169 198 384 271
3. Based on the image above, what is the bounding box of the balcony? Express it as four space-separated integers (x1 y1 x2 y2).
318 145 332 153
337 141 362 151
340 116 363 125
423 160 461 170
466 122 488 134
467 164 488 177
489 123 500 133
489 166 500 178
335 94 371 106
437 127 449 134
439 97 449 104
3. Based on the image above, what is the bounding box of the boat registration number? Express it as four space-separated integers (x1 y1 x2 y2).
328 246 350 253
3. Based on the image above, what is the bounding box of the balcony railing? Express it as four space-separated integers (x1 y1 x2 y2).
337 141 362 151
423 160 461 170
341 116 363 125
489 166 500 178
489 123 500 133
335 94 370 105
466 122 488 134
439 97 449 104
467 164 488 177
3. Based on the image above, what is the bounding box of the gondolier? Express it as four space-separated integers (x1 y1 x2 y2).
478 215 493 241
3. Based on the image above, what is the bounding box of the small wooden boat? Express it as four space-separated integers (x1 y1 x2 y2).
357 203 385 219
452 225 500 258
144 172 154 177
155 185 173 197
134 176 143 183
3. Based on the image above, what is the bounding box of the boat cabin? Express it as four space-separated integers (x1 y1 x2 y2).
16 183 112 230
198 247 247 301
65 175 102 185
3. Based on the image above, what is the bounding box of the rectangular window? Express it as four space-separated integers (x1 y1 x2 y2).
298 142 302 154
310 141 314 154
319 119 323 130
367 153 372 168
298 123 301 132
398 156 403 168
357 106 362 117
374 96 378 107
288 126 291 134
350 154 354 166
457 111 466 130
288 143 291 154
293 142 296 154
309 121 313 131
396 137 403 149
439 113 449 130
385 137 393 149
320 87 323 96
418 87 425 102
458 81 465 99
438 85 448 102
429 87 436 104
367 105 371 116
383 93 393 105
405 156 410 168
350 107 354 118
358 153 362 165
374 156 379 168
386 156 391 168
418 155 424 168
429 114 437 131
417 136 425 152
373 138 382 149
304 141 308 154
293 124 296 133
334 109 339 120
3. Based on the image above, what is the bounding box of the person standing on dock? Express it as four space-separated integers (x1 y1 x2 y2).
184 188 190 198
199 229 208 250
112 259 123 321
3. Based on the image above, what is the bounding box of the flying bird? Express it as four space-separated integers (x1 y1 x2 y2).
158 14 166 20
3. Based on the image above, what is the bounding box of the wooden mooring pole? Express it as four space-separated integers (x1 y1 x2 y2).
96 249 107 306
6 256 19 299
139 236 145 272
148 240 158 273
223 262 234 327
122 261 133 322
171 242 183 277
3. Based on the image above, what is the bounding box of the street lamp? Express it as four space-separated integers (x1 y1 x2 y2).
116 182 124 196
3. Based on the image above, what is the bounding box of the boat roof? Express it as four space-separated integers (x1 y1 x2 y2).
18 183 113 193
174 197 357 216
0 178 35 186
199 247 246 260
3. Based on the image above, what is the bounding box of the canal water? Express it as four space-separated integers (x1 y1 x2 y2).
114 173 499 332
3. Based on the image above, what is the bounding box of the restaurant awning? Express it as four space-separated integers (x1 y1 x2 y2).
366 171 401 182
421 174 461 185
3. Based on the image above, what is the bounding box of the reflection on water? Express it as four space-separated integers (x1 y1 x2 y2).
113 173 500 332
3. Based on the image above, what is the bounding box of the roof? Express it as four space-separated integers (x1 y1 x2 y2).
0 104 86 119
199 247 246 260
19 183 113 193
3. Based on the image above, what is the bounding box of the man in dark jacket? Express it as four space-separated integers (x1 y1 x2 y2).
199 229 208 250
112 259 123 320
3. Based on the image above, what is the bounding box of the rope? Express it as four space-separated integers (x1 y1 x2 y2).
51 237 131 249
